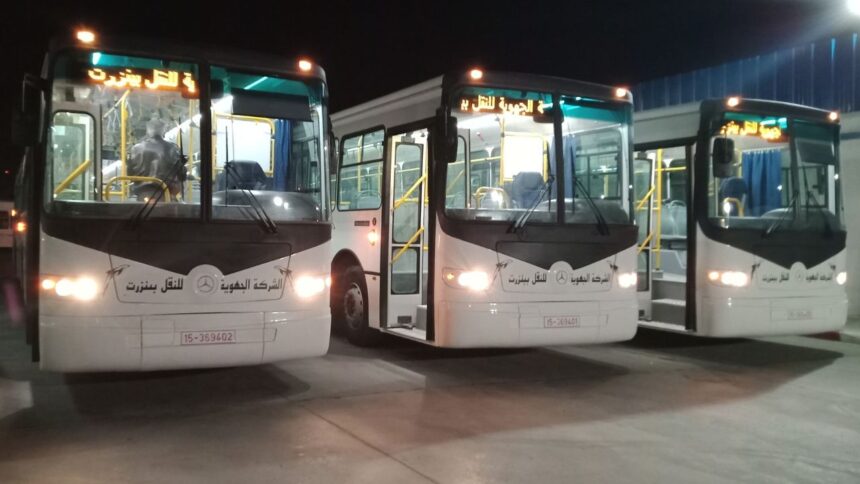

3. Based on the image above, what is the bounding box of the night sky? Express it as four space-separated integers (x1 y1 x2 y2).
0 0 854 195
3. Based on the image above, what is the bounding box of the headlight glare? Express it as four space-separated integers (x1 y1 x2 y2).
708 270 749 288
836 271 847 285
443 267 491 291
44 275 100 300
617 272 638 289
295 275 326 299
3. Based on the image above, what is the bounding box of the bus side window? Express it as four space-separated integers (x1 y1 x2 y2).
49 112 96 202
445 136 467 209
338 129 384 211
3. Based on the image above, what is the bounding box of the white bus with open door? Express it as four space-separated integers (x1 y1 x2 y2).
329 70 639 347
633 97 847 336
11 31 332 371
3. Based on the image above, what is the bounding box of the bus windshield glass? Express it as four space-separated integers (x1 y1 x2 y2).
708 112 843 233
444 87 631 225
46 50 326 222
210 66 325 223
48 51 202 218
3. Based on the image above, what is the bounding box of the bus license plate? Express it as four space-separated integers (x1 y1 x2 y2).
544 316 580 328
787 309 813 321
181 330 237 345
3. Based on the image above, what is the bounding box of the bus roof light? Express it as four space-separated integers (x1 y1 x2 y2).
615 87 628 98
726 96 741 108
298 59 313 72
469 68 483 80
76 30 96 44
829 111 839 121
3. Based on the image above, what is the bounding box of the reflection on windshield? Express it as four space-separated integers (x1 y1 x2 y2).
48 51 201 219
210 66 324 223
46 51 326 223
708 112 842 233
444 87 631 225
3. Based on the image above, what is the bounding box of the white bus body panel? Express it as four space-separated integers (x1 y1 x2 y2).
695 226 847 337
331 209 383 328
433 226 638 348
38 233 330 372
332 77 443 136
633 103 701 145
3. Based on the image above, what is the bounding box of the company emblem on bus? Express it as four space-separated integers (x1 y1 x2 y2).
719 120 783 141
459 95 545 117
87 68 197 95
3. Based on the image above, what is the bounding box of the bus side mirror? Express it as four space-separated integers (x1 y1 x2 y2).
11 74 44 147
433 107 458 163
712 138 735 178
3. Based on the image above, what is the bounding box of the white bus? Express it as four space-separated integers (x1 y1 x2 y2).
329 70 639 347
11 31 332 371
633 97 847 337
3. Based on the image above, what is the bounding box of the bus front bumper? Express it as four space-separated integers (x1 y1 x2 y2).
38 311 330 372
434 298 637 348
697 295 847 337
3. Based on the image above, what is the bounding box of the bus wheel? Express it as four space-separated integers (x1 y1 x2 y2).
338 266 381 347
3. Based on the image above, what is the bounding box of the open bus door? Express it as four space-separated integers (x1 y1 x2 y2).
634 146 692 331
386 128 430 340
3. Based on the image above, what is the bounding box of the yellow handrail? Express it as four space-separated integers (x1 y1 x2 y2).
655 149 663 270
637 232 653 254
54 159 92 195
394 173 426 209
391 227 424 264
103 176 170 201
635 185 655 212
120 92 128 200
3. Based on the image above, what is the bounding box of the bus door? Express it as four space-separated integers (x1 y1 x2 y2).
386 128 429 338
635 145 691 329
633 154 654 318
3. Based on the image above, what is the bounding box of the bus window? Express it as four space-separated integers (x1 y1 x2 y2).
47 51 202 218
444 136 467 209
338 130 384 211
49 112 95 202
210 67 325 222
560 96 632 225
449 87 554 221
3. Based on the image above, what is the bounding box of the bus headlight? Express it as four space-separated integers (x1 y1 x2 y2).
836 272 847 285
707 270 749 288
617 272 638 289
294 274 326 299
443 268 490 291
41 275 99 301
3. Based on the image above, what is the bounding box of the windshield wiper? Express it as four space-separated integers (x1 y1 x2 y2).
802 189 834 237
128 156 187 230
510 175 554 233
573 176 610 236
223 163 278 234
762 190 798 238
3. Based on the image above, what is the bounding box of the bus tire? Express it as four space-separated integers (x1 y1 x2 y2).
335 266 381 347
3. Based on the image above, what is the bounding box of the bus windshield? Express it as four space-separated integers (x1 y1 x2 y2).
46 50 325 222
444 86 631 225
708 112 843 233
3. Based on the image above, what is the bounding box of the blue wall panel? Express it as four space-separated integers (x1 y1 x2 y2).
634 32 860 113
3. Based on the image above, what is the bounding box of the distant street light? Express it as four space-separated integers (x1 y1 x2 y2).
848 0 860 16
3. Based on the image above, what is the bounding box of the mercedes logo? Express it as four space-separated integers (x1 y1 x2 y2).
196 275 216 294
556 271 568 285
